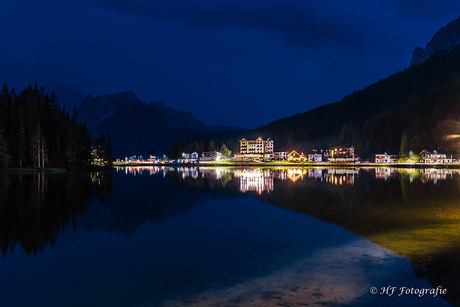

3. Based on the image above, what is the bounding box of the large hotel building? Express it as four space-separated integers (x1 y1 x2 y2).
237 137 274 161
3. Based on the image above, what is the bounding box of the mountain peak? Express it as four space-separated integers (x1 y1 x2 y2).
78 91 142 127
410 16 460 66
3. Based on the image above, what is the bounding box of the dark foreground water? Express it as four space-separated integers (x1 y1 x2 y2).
0 166 460 306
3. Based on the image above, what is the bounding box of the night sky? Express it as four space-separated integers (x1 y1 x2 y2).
2 1 460 128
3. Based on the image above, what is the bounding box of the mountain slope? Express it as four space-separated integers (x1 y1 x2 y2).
75 90 246 158
78 91 141 129
93 102 174 158
151 100 246 133
410 16 460 66
151 100 208 132
91 101 214 158
179 19 460 158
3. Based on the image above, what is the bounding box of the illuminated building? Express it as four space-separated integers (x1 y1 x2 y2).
182 151 199 162
287 150 306 162
274 151 289 161
419 150 453 164
324 145 359 163
238 137 274 161
200 151 221 161
375 152 398 163
148 154 168 163
307 149 323 162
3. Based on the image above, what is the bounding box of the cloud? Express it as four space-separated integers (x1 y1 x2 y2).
380 0 460 18
75 0 365 48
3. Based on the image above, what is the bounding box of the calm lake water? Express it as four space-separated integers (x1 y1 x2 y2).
1 166 460 306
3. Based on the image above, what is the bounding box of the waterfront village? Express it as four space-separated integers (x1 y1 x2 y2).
119 137 456 165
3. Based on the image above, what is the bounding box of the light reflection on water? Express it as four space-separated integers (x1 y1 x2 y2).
118 165 459 187
156 240 402 307
1 167 459 306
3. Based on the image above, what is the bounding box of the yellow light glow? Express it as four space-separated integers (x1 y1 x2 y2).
444 134 460 140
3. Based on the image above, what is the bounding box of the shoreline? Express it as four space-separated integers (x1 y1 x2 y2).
113 161 460 169
0 165 113 173
3 162 459 172
0 168 68 173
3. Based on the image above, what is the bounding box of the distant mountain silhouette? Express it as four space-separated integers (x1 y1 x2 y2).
151 100 246 133
74 91 246 158
151 100 208 132
92 102 174 158
45 81 85 112
78 91 141 129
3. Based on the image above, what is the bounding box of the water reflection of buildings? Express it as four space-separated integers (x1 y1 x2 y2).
396 168 419 183
287 168 307 182
234 169 274 194
323 169 358 186
308 168 323 179
177 167 199 179
421 168 454 183
199 168 233 180
233 167 360 192
115 166 365 189
116 166 167 177
375 168 399 180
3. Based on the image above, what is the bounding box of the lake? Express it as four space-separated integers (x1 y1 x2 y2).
0 166 459 306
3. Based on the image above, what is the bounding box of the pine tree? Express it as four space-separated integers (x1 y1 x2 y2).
78 122 93 164
220 143 232 158
399 129 409 159
1 82 95 167
14 108 27 167
207 140 215 152
31 121 47 168
0 121 8 168
105 136 114 166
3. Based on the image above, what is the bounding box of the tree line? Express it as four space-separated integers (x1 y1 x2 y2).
169 138 232 158
0 83 113 168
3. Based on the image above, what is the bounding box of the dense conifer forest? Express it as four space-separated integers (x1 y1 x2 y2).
0 83 95 168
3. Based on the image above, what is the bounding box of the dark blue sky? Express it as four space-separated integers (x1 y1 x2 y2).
1 1 460 128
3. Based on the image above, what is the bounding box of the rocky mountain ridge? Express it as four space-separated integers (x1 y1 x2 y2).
78 91 141 129
410 16 460 66
72 90 246 157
